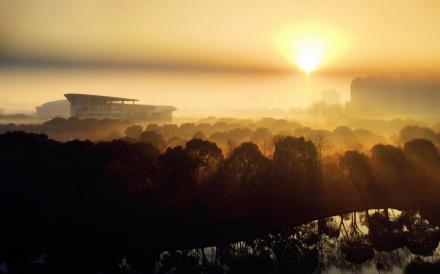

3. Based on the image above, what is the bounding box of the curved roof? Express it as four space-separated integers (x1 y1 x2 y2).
65 93 138 102
38 99 70 107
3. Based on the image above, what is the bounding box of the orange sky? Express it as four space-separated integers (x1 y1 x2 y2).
1 0 440 74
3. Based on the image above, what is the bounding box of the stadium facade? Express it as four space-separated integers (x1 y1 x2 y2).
64 93 176 122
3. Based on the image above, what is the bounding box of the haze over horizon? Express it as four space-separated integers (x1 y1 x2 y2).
1 1 440 114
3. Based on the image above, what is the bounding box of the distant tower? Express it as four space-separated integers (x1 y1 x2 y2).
321 90 341 105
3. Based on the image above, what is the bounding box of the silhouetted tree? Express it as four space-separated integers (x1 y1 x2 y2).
146 123 162 133
99 140 160 194
404 138 440 170
340 151 372 186
167 136 186 148
370 144 409 186
193 131 207 140
156 146 198 194
184 139 223 183
162 124 178 139
273 136 318 191
332 126 360 150
140 130 166 152
224 142 269 189
125 125 143 139
399 125 439 145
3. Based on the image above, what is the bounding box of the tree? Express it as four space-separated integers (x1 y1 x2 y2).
333 126 353 137
179 123 197 139
310 133 332 166
125 125 143 139
107 130 122 141
250 127 273 156
399 126 439 145
273 136 318 189
162 124 178 139
226 142 269 187
185 139 223 173
332 126 357 149
146 123 162 133
370 144 408 185
193 131 207 140
140 130 166 152
353 129 384 147
99 140 160 194
404 138 440 167
340 151 372 187
167 136 185 148
157 146 198 192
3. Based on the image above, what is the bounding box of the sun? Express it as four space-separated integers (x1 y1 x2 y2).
294 39 325 74
275 24 348 74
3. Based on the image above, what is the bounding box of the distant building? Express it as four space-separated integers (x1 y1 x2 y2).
321 90 341 105
64 93 177 122
348 76 440 118
36 100 70 118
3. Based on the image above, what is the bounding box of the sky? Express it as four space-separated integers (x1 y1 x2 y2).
0 1 439 113
1 0 440 73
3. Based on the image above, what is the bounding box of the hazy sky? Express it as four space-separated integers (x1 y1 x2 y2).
1 0 440 73
1 1 440 113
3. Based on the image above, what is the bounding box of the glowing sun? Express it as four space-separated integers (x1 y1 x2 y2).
275 24 348 74
294 39 325 73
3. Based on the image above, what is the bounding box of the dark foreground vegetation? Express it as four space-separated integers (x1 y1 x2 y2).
1 124 440 273
153 209 440 274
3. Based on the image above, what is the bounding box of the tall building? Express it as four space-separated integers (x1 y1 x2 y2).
348 76 440 118
64 93 177 122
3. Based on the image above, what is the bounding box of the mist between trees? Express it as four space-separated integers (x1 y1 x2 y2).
2 116 440 150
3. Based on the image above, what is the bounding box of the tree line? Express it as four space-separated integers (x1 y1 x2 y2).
1 130 440 273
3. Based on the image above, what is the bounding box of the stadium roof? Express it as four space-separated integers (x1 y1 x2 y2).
65 93 139 103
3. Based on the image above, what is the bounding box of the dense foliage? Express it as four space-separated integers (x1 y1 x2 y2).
1 125 440 273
